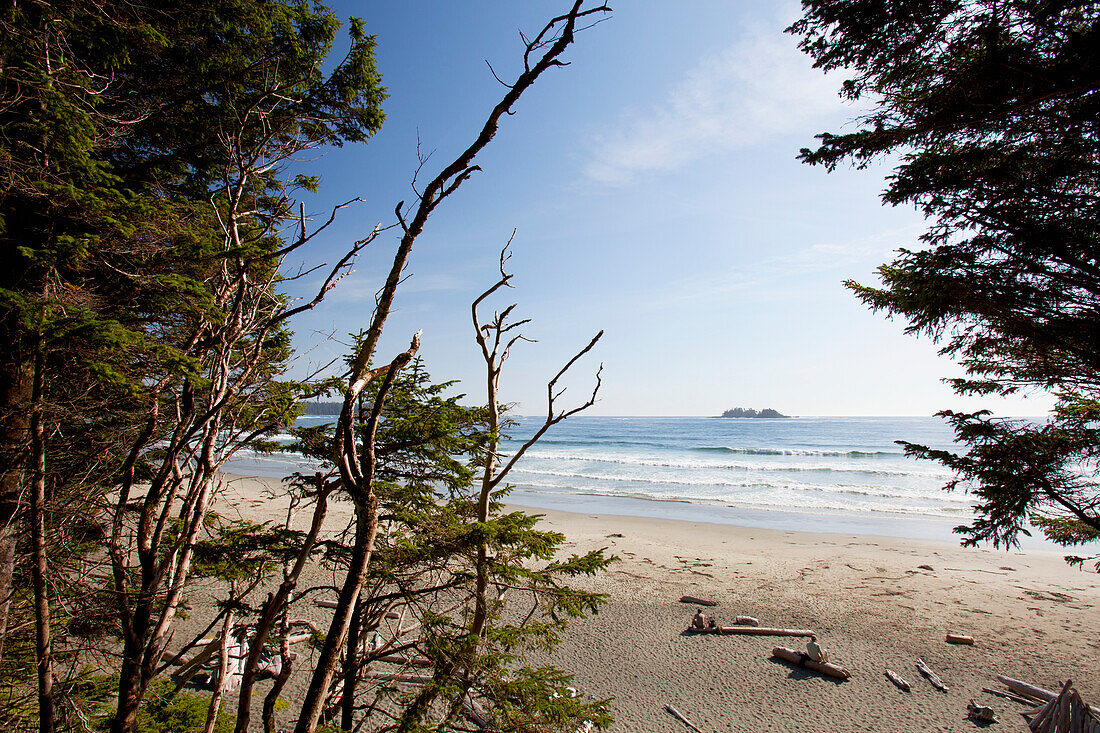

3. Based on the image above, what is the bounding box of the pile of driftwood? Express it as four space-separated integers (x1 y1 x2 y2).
168 620 317 692
985 676 1100 733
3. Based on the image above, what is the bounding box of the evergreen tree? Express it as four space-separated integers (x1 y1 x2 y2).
282 358 612 732
789 0 1100 565
0 0 386 728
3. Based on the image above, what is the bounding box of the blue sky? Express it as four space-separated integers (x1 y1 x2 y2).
284 0 1054 417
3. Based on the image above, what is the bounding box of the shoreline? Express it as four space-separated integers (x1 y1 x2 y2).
209 474 1100 731
503 488 1079 551
222 464 1071 551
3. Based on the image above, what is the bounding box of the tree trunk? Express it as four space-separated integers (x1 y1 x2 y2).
262 612 294 733
234 483 330 733
340 598 363 730
113 600 153 733
292 497 380 733
204 608 236 733
30 339 53 732
112 651 146 733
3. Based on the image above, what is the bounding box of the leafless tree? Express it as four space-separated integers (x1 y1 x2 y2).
292 5 611 731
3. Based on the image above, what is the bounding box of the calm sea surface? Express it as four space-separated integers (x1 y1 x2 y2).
226 415 1062 547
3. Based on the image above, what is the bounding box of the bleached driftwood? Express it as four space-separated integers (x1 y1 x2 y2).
1027 680 1070 733
171 639 218 670
916 658 948 692
999 675 1056 702
460 692 494 731
1023 679 1099 733
221 630 248 692
169 639 221 695
885 669 911 692
688 626 815 638
968 699 998 723
772 647 850 680
733 616 759 627
365 671 432 684
983 686 1035 705
679 595 717 607
664 703 704 733
372 654 432 668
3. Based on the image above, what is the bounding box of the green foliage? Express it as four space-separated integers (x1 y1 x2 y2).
0 0 389 727
192 517 308 582
132 685 236 733
292 358 613 730
62 676 236 733
790 1 1100 563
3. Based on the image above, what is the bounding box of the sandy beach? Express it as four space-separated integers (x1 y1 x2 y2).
199 474 1100 732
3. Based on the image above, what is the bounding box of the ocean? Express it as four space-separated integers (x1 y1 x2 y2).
225 415 1060 548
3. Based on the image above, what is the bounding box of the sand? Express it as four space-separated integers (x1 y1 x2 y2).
196 474 1100 732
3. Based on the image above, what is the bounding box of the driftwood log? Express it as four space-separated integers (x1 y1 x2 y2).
1000 675 1056 702
679 595 717 607
916 658 948 692
461 693 494 731
1021 679 1100 733
983 687 1036 705
365 671 432 684
687 626 816 638
946 633 975 645
372 654 432 668
772 647 850 680
885 669 911 692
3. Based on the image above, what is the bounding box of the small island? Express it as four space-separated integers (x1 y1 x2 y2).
720 407 789 419
301 401 343 416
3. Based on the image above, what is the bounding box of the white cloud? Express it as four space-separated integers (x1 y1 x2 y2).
584 23 852 184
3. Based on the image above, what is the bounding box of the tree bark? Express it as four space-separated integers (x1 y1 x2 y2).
292 498 380 733
204 607 236 733
340 598 363 730
112 651 147 733
30 337 53 733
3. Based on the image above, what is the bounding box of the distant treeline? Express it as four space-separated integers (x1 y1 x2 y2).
301 401 344 415
720 407 789 419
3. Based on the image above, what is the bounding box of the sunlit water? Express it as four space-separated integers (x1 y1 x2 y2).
226 415 1071 548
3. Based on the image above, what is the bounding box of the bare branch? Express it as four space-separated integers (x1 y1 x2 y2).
492 330 603 488
268 223 384 327
262 197 366 261
485 59 513 89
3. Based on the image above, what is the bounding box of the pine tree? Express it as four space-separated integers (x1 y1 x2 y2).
790 0 1100 565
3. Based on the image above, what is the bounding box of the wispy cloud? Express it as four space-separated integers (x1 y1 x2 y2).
584 22 851 185
772 228 915 270
647 226 921 311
